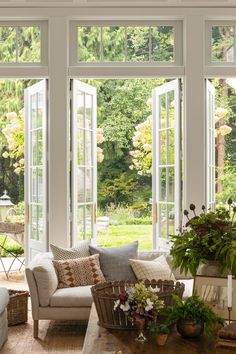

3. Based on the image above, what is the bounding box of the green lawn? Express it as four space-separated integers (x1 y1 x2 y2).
97 224 152 250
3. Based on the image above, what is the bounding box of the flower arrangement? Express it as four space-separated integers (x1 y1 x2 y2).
170 199 236 276
114 282 164 323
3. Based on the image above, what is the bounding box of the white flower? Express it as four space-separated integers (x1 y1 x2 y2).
149 286 161 293
138 171 143 176
218 124 232 136
146 97 152 109
145 298 153 312
2 151 9 158
215 107 228 122
114 299 120 310
6 112 17 121
129 165 134 170
14 167 21 175
120 302 130 312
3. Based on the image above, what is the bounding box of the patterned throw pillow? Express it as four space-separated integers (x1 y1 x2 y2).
129 255 176 281
50 240 90 260
53 254 105 288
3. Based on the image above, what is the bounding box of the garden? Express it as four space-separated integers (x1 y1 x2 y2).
0 27 236 254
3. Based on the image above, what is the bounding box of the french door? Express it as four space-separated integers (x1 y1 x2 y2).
206 80 215 210
152 79 181 250
24 80 47 262
71 80 97 245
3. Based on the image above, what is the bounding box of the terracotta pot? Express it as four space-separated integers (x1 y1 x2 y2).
197 260 225 276
176 319 204 338
156 334 168 346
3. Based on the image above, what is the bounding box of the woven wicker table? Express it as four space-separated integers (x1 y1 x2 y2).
82 304 232 354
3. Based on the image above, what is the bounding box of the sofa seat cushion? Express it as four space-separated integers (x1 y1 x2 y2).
50 286 93 307
179 279 194 300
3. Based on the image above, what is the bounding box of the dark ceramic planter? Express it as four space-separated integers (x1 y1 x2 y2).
176 319 204 338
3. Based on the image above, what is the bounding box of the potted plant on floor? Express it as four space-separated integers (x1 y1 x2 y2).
164 294 224 338
170 199 236 276
148 323 169 346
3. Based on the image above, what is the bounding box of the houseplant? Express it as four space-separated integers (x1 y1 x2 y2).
164 294 224 338
114 282 164 342
170 200 236 276
148 323 169 346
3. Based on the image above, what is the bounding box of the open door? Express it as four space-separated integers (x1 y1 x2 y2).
24 80 47 263
206 80 215 210
152 79 181 250
71 80 97 245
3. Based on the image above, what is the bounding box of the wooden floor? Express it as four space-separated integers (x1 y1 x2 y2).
2 312 86 354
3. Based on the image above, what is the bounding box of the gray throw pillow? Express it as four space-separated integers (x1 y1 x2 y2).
50 239 90 260
89 241 138 282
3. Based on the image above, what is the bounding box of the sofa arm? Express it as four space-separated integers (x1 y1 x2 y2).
25 268 40 320
0 288 9 314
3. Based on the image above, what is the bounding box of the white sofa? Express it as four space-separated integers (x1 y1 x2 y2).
0 287 9 349
25 250 193 338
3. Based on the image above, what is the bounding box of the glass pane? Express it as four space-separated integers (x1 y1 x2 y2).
159 94 166 129
160 204 167 238
18 26 41 63
37 167 43 204
167 167 175 203
77 206 85 240
212 26 234 63
31 168 37 203
85 131 92 166
31 131 37 166
37 92 43 128
159 168 166 201
167 90 175 128
168 205 175 236
77 92 84 128
37 204 43 241
0 27 16 62
85 94 92 129
78 129 84 166
85 205 92 239
30 94 37 130
78 27 101 62
38 129 43 166
127 27 149 62
103 26 125 62
30 205 38 240
77 167 85 203
167 129 175 165
85 168 92 202
160 131 166 165
151 26 174 62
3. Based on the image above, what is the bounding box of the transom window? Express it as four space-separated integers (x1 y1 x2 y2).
70 21 183 66
0 21 48 65
206 21 236 65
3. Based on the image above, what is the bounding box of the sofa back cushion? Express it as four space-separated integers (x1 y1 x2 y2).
31 254 58 307
50 240 90 260
89 241 138 282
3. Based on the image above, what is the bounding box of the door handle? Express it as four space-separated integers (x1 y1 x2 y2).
153 202 158 224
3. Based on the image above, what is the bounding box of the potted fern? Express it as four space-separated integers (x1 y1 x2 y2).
148 323 169 346
170 199 236 276
164 294 224 338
